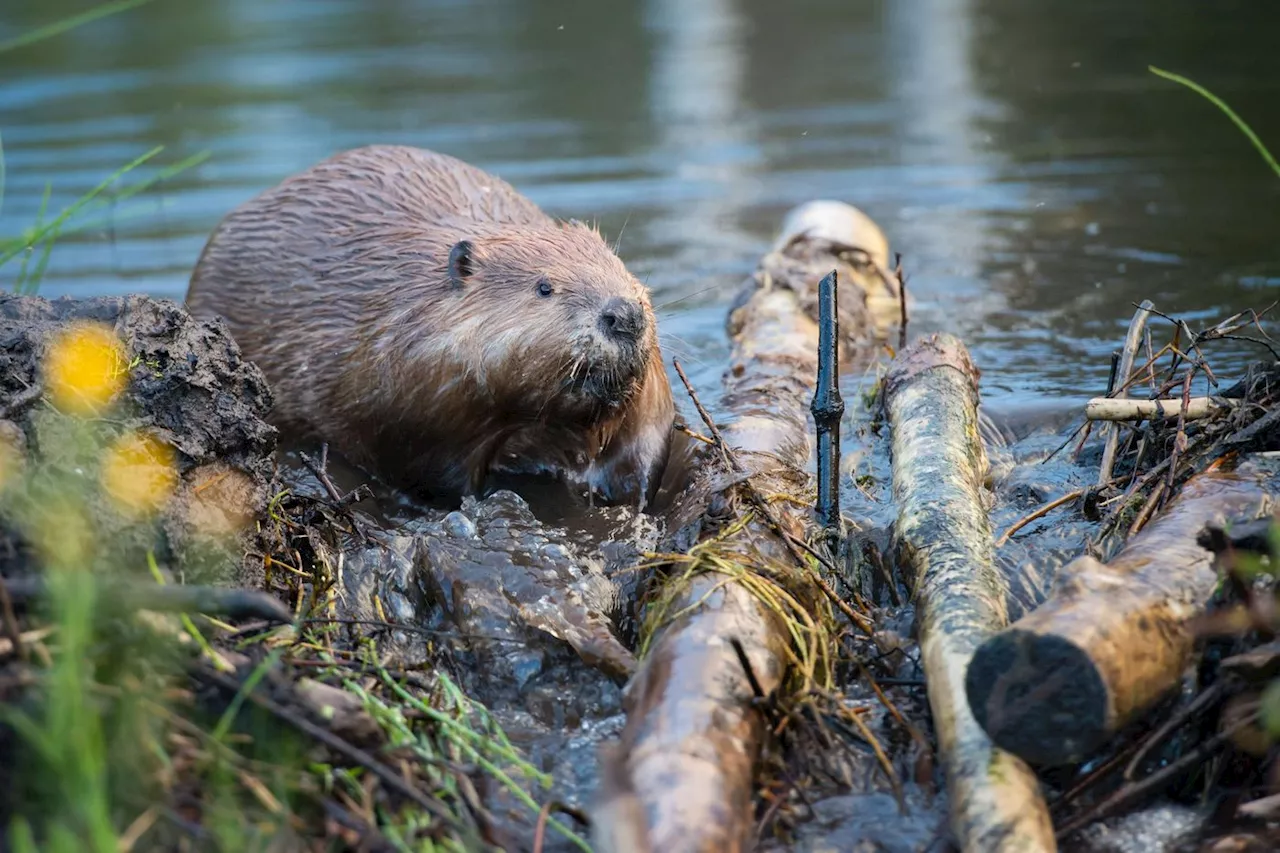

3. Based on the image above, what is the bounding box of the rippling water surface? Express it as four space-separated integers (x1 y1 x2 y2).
2 0 1278 415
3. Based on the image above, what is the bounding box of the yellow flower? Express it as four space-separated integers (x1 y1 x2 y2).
44 322 128 417
101 431 178 517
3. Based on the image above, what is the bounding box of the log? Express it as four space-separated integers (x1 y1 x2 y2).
965 456 1280 768
596 201 900 852
1084 396 1231 422
885 334 1056 853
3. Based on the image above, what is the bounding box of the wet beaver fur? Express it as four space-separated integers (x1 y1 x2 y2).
186 145 674 507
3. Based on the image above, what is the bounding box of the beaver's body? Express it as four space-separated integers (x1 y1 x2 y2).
186 145 674 505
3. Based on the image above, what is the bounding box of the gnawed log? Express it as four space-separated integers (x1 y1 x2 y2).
886 333 1056 853
966 455 1280 768
596 201 900 852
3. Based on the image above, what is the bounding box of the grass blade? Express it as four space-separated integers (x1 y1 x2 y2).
0 0 158 55
14 183 51 293
25 220 61 295
0 145 164 271
1149 65 1280 180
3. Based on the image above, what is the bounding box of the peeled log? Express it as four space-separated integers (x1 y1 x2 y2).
600 201 901 853
1084 396 1230 422
886 334 1056 853
966 457 1280 767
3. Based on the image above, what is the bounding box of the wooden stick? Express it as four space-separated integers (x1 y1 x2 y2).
1098 301 1154 486
1084 396 1230 421
885 333 1056 853
811 269 843 534
996 489 1086 548
3 575 293 624
966 457 1280 768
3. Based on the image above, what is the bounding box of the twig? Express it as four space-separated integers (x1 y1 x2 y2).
1123 681 1225 781
1126 479 1166 538
1099 300 1154 486
1 576 293 623
0 575 26 662
1144 328 1156 393
320 799 398 852
1049 735 1149 816
1225 404 1280 449
855 659 932 756
299 448 374 542
300 448 344 503
811 269 844 535
844 697 905 813
995 489 1086 547
674 423 715 445
0 381 43 420
301 457 372 508
730 636 768 700
192 665 461 832
895 253 909 353
1042 419 1089 464
533 801 554 853
1055 706 1258 839
303 617 531 646
1165 367 1197 495
672 359 874 636
0 627 53 658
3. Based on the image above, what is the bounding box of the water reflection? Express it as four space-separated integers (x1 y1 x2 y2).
1 0 1277 409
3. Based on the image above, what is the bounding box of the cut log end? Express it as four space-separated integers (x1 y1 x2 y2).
965 629 1111 767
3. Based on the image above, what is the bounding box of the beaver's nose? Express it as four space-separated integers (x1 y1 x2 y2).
599 297 646 342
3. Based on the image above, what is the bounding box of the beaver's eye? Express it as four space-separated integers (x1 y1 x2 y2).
536 280 554 297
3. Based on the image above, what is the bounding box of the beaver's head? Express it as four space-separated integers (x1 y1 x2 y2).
437 220 659 423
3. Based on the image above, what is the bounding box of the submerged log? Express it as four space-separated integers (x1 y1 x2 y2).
598 201 901 852
966 456 1280 768
886 334 1056 852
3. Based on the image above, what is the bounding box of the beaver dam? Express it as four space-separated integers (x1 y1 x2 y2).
3 192 1280 853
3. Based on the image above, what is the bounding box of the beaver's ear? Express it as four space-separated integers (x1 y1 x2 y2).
447 239 476 287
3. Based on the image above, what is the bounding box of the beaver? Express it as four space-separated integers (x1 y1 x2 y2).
185 145 675 507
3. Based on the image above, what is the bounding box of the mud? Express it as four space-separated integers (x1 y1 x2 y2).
0 293 276 582
270 458 667 826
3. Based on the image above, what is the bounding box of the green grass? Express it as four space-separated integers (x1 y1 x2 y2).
1150 65 1280 181
0 0 159 55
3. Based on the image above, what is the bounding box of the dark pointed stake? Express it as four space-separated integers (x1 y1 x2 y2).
811 269 843 534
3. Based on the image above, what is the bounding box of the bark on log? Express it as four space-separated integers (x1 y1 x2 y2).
596 201 901 853
886 334 1056 853
966 456 1280 768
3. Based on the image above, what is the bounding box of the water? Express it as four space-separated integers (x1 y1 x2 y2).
2 0 1278 415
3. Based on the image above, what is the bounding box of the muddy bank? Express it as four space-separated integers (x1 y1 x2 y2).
0 293 276 583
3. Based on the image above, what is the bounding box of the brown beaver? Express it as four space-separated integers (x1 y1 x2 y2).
185 145 675 507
